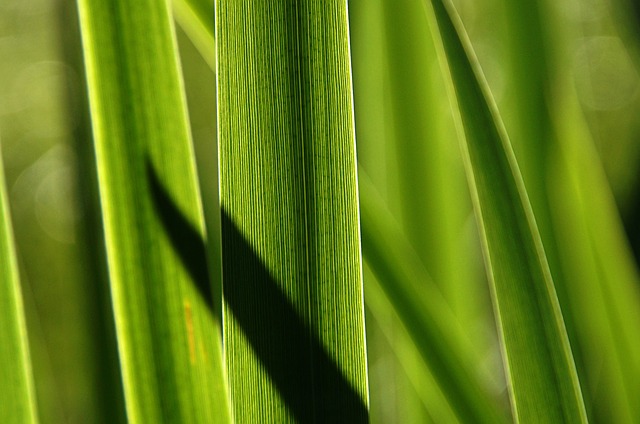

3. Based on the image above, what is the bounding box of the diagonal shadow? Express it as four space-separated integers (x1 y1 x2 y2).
220 209 369 423
147 160 213 311
147 160 368 422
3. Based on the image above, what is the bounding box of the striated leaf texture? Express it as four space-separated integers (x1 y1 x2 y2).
215 1 369 422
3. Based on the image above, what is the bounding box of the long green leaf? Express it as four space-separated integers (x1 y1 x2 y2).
497 0 593 419
76 1 231 422
215 1 369 421
0 147 38 424
359 171 507 424
423 0 587 421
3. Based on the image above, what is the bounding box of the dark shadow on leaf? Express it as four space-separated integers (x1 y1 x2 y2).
146 159 368 422
221 209 368 423
147 160 213 311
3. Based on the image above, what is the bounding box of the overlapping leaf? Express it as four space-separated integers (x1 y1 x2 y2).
76 0 230 421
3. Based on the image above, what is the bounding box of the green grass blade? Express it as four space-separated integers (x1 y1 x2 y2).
0 148 38 424
215 1 369 421
497 0 594 419
347 3 414 421
359 171 507 424
423 0 588 421
76 0 231 422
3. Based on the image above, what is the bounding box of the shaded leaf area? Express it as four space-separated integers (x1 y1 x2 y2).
147 161 213 312
222 210 368 423
424 0 587 422
148 161 367 422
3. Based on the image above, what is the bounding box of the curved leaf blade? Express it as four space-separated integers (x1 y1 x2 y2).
423 0 588 421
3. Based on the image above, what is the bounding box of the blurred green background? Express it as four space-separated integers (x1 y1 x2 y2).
2 0 640 422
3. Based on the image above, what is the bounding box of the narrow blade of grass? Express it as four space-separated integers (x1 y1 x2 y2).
76 1 231 422
0 146 38 424
498 0 593 419
359 171 507 424
423 0 588 421
215 1 369 421
346 3 413 421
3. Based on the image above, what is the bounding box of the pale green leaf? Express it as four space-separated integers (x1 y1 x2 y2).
550 87 640 423
76 0 231 422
